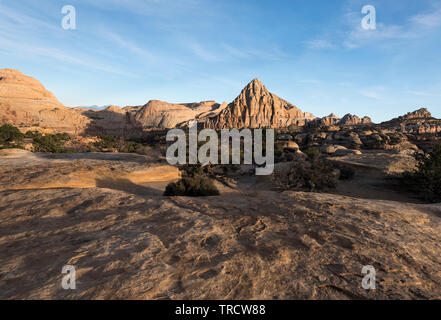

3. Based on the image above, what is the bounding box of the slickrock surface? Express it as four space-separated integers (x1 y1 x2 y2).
330 150 417 175
0 150 440 300
0 149 179 193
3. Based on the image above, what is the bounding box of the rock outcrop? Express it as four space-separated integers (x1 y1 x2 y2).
203 78 311 129
133 100 220 129
320 113 340 126
0 69 90 134
307 113 371 128
380 108 441 134
74 105 141 136
338 114 372 126
400 108 433 120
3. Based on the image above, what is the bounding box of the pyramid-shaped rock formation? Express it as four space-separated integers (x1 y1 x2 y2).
203 78 311 129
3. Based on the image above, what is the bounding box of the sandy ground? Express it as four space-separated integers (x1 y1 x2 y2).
0 149 440 299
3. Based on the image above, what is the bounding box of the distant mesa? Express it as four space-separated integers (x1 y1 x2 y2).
75 105 112 111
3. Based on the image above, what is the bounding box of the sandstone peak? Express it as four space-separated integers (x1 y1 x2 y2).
203 79 311 129
239 78 268 97
248 78 264 87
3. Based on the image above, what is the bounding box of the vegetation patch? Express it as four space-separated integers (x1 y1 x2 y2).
403 144 441 202
164 165 219 197
273 152 339 192
0 124 24 149
32 132 74 153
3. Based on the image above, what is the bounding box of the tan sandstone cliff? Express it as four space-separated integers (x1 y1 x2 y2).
133 100 221 129
0 69 90 135
203 78 311 129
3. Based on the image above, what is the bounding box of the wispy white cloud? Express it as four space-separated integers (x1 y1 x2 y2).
407 90 441 97
187 41 223 62
83 0 208 19
307 4 441 51
298 79 321 84
0 37 136 77
182 39 288 63
99 31 157 62
306 39 336 50
0 3 59 33
359 86 387 100
0 3 139 77
410 7 441 27
221 43 287 61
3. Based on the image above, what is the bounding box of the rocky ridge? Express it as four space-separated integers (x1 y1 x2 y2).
1 69 440 137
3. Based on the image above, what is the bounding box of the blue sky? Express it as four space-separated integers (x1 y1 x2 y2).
1 0 440 122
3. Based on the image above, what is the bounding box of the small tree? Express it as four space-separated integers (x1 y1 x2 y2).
409 144 441 201
0 124 23 144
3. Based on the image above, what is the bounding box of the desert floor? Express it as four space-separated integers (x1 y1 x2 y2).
0 149 440 299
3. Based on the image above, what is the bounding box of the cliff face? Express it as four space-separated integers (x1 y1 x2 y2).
133 100 220 129
73 105 141 136
0 71 313 133
0 69 90 134
203 79 310 129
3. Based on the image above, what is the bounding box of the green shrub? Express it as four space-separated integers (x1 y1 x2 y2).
273 155 338 191
404 144 441 202
181 165 204 177
0 124 23 143
164 176 219 197
121 141 142 153
32 133 73 153
164 168 219 197
24 130 40 138
98 135 119 148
